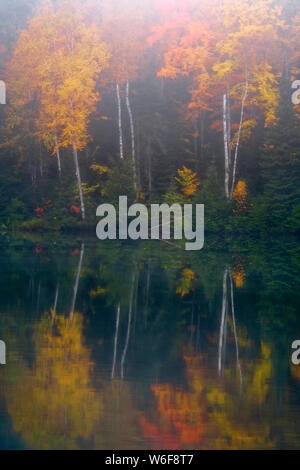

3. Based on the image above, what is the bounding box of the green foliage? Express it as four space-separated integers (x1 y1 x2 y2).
259 70 300 234
194 170 231 234
101 159 135 206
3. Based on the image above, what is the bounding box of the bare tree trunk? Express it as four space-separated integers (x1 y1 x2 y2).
121 269 136 379
223 94 230 199
111 303 121 380
55 134 61 176
126 80 137 192
230 70 249 198
226 79 232 168
69 242 85 323
72 140 85 221
116 83 124 160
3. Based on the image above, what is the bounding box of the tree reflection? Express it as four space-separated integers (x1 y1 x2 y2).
5 312 102 450
141 342 274 450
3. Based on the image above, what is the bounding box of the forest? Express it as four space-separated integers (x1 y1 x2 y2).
0 0 300 451
0 0 299 238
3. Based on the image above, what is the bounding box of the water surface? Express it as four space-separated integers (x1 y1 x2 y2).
0 235 299 450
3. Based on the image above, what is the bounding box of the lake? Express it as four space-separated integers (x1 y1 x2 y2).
0 234 299 449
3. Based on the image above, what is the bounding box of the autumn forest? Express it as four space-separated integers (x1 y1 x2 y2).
0 0 298 234
0 0 300 452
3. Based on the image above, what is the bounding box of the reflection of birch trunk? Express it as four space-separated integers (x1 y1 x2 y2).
229 269 243 389
133 265 140 344
144 263 151 324
72 140 85 220
121 269 136 379
223 95 230 199
51 283 59 327
218 269 228 375
116 83 124 160
53 284 59 313
126 80 137 192
218 267 243 388
111 303 121 380
69 243 85 323
230 70 249 198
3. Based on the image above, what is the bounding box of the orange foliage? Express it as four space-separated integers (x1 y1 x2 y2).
101 0 148 86
140 354 206 450
232 255 248 288
232 180 248 214
151 0 284 139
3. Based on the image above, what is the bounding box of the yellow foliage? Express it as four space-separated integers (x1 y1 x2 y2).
89 286 106 297
233 179 248 214
6 312 102 449
90 164 110 175
175 166 200 198
176 268 196 297
6 0 110 156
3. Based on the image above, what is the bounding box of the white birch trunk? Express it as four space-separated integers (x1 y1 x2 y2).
226 80 232 168
116 83 124 160
126 80 137 192
223 94 230 199
55 134 61 176
230 71 249 198
72 140 85 221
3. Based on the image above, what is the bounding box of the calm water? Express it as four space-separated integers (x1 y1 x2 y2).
0 234 299 450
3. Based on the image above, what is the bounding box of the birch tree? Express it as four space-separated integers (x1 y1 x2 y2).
151 0 283 198
101 0 148 193
6 0 110 220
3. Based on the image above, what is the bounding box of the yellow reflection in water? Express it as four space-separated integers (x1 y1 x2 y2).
5 312 102 450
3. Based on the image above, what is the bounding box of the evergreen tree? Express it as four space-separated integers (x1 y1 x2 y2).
260 67 300 233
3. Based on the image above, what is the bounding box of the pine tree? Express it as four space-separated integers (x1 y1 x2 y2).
261 66 300 233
